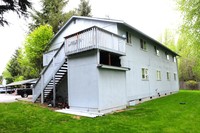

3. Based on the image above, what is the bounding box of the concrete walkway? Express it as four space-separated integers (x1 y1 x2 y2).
0 94 32 103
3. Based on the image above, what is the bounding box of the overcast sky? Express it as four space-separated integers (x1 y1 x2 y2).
0 0 181 76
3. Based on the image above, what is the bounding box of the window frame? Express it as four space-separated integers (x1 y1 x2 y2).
142 68 148 80
156 70 161 81
174 73 177 81
165 52 170 60
173 56 176 63
126 32 132 44
167 72 170 80
154 46 160 56
140 39 147 51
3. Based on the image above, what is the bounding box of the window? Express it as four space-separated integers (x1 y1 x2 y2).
173 56 176 62
165 52 170 60
142 68 148 80
100 51 121 67
140 39 147 51
126 32 132 44
156 70 161 80
174 73 177 80
154 46 160 56
167 72 170 80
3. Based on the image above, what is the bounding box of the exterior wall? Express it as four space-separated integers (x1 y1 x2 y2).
43 50 57 66
98 68 127 112
49 19 118 51
68 50 99 111
118 25 179 101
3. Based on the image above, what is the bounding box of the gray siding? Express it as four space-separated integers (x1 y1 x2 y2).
98 68 126 111
49 19 118 51
68 51 99 110
118 25 179 101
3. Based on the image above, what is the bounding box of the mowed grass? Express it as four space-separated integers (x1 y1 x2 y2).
0 90 200 133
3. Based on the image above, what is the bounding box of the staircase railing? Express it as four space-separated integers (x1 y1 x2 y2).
32 43 66 102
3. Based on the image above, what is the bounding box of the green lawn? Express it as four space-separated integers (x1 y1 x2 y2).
0 90 200 133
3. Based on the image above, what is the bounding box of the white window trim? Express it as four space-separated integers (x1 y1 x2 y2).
142 68 148 80
126 32 132 44
173 56 176 62
167 72 170 81
156 70 161 81
174 73 177 81
154 46 160 56
140 39 147 51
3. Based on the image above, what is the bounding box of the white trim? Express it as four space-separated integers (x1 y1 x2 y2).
97 64 130 71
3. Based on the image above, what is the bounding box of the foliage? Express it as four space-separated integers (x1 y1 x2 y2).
0 0 32 26
2 48 23 84
22 24 54 78
76 0 92 16
29 0 75 33
0 76 2 84
158 28 177 52
185 80 198 90
177 0 200 41
0 91 200 132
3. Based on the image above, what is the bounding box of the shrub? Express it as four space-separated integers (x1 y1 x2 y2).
185 80 198 90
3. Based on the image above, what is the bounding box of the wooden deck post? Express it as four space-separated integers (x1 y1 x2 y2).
53 75 56 107
41 75 44 104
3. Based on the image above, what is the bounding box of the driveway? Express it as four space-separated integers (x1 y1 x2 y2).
0 94 22 103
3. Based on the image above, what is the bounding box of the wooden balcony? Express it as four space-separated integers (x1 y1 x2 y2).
65 26 126 56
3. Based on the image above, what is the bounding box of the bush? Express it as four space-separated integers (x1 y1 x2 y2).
185 80 198 90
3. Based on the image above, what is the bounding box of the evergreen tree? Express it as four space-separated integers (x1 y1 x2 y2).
0 0 31 26
29 0 75 33
77 0 92 16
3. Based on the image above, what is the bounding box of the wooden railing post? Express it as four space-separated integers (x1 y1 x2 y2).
52 57 56 107
41 75 44 104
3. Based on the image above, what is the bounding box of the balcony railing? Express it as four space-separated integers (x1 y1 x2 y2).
65 26 126 56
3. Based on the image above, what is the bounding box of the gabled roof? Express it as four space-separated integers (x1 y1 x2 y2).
50 16 178 56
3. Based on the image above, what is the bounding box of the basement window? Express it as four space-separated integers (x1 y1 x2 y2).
99 51 121 67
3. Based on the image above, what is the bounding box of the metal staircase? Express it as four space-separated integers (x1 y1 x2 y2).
32 43 67 104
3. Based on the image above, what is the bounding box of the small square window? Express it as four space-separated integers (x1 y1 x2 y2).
126 32 132 44
167 72 170 80
142 68 148 80
156 70 161 80
140 39 147 51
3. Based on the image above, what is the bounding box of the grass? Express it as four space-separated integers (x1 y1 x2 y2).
0 90 200 133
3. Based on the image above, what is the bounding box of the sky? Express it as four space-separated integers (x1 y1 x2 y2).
0 0 181 76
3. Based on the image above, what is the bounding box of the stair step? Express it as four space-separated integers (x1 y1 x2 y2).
62 64 68 67
58 70 67 72
55 75 63 77
56 72 65 75
60 67 68 70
